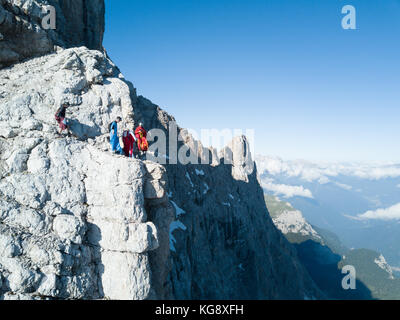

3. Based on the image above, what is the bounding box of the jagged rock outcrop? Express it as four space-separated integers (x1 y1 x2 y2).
0 0 105 68
1 0 324 300
265 195 323 244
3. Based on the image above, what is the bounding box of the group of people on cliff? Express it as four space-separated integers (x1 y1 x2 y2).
55 103 148 159
109 117 148 158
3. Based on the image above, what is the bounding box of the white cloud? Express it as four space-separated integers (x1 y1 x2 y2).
356 203 400 221
261 178 313 199
318 176 330 184
256 155 400 183
352 166 400 180
335 182 352 190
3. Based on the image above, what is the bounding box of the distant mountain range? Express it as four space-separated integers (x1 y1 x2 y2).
265 195 400 300
256 155 400 270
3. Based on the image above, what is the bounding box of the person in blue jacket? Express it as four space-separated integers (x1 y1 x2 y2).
109 117 124 154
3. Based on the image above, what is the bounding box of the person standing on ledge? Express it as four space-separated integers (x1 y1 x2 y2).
135 122 149 159
55 102 71 136
122 124 136 158
109 116 124 155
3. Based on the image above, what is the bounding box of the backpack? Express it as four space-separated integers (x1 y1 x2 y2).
55 108 62 119
55 105 67 119
138 137 149 152
109 122 115 133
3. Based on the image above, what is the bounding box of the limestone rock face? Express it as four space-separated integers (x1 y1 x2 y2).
0 0 105 67
0 48 170 300
219 135 255 182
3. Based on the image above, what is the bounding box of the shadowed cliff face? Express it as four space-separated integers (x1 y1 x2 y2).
0 0 105 67
134 99 324 300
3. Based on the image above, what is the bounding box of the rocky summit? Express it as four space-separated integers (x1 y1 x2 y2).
0 0 323 300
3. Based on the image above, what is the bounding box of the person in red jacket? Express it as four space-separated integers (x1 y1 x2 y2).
135 122 148 154
122 126 136 158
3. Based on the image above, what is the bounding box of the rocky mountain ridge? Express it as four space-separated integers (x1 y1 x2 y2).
0 0 323 300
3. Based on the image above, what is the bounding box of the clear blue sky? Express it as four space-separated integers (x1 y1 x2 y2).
104 0 400 162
